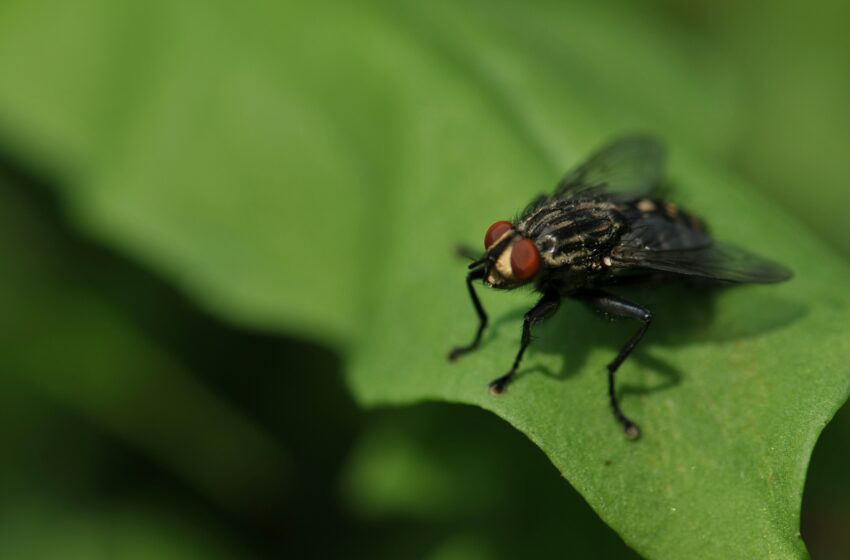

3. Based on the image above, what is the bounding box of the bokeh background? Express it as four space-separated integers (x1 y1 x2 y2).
0 0 848 558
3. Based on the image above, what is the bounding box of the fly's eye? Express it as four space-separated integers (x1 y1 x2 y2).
510 238 541 281
485 220 513 249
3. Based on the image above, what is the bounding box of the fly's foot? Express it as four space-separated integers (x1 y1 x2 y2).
448 346 472 362
488 371 515 395
623 421 641 441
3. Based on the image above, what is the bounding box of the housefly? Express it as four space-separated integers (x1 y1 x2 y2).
448 136 791 439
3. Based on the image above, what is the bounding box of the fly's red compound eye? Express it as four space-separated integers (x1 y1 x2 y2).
510 238 541 281
484 220 513 249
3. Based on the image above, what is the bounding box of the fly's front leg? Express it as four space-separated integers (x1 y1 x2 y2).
489 291 561 394
448 268 488 361
576 289 651 440
455 245 481 261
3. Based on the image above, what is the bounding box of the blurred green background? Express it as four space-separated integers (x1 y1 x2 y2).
0 0 849 558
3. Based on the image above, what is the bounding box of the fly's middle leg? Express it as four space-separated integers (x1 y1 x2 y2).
489 291 561 394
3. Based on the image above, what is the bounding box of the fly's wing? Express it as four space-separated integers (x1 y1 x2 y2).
554 135 665 199
611 219 792 283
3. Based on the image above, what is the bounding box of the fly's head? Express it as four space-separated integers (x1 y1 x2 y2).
472 220 542 289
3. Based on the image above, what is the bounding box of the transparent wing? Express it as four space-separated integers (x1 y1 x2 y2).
554 135 665 198
612 221 792 284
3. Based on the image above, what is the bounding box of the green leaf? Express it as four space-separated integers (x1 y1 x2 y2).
699 0 850 259
0 499 243 560
0 0 737 344
341 405 639 559
0 180 289 511
0 1 848 558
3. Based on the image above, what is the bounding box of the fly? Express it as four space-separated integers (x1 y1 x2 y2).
448 136 792 439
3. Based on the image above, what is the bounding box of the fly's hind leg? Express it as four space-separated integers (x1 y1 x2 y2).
575 289 652 440
489 291 561 394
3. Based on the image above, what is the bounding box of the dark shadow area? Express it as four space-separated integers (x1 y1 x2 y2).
801 399 850 560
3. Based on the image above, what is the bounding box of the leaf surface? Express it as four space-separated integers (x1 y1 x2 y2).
0 1 847 558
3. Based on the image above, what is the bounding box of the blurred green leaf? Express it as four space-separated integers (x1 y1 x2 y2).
0 499 241 560
0 1 848 559
0 0 738 344
685 0 850 259
0 180 289 511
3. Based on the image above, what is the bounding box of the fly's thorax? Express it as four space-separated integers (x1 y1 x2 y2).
519 199 625 270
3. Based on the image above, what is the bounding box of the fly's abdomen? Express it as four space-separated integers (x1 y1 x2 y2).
611 196 710 252
624 197 707 233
